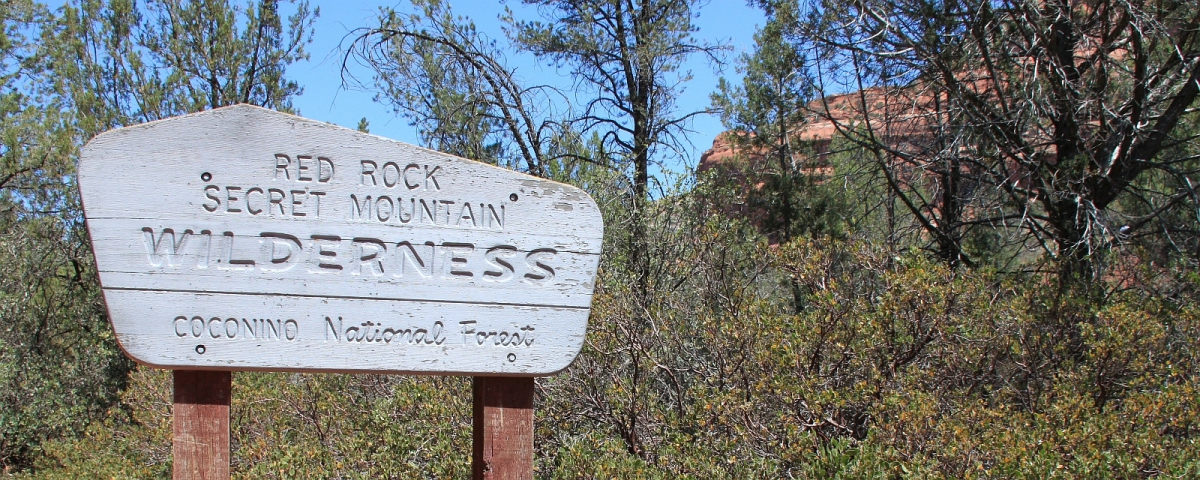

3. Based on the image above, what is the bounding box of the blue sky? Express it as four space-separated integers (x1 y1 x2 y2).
290 1 766 172
37 0 765 171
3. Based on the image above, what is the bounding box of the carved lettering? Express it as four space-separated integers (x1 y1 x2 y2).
142 228 193 267
218 231 256 270
290 189 307 216
138 228 562 284
264 318 279 339
309 235 343 272
203 186 220 212
440 200 455 225
459 320 535 347
375 196 393 222
246 187 264 215
345 194 500 229
420 199 435 224
382 162 401 187
268 188 286 215
277 154 333 182
457 203 476 227
361 160 378 185
275 154 291 179
325 316 446 346
425 165 442 190
203 185 322 218
325 316 341 340
351 238 387 276
175 316 188 337
175 314 297 341
296 155 314 181
354 163 444 191
260 233 302 272
397 197 414 223
403 164 421 189
350 194 372 220
441 243 474 278
396 241 433 278
483 246 517 281
310 191 325 216
225 186 242 213
523 248 557 283
317 157 334 182
487 203 504 228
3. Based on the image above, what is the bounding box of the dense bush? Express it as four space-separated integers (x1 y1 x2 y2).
4 0 1198 477
532 234 1200 478
24 208 1199 478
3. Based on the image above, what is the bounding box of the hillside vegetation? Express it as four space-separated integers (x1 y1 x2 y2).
3 0 1199 477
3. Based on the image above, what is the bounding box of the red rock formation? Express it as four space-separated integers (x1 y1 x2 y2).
697 83 948 243
701 84 942 171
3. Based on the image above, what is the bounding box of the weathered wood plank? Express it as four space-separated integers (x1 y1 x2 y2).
79 105 603 375
107 290 587 374
173 370 231 480
86 222 599 308
473 377 535 479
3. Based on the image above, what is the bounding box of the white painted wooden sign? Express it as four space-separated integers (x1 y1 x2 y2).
78 105 603 375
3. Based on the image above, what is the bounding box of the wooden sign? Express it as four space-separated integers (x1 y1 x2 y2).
79 105 603 376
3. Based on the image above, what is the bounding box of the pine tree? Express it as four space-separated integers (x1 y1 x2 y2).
0 0 315 470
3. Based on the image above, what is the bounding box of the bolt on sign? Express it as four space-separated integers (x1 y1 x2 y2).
79 105 603 375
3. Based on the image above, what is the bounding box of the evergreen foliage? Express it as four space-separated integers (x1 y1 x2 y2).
1 0 1197 477
0 0 315 472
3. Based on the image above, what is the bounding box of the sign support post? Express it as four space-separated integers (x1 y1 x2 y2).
473 377 535 479
172 370 232 480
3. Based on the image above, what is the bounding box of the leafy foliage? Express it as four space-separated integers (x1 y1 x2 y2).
347 0 572 175
774 0 1200 282
3 0 1198 478
0 1 131 470
0 0 314 472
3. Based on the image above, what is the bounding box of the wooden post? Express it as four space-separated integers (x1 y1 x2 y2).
173 370 232 480
473 377 535 480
